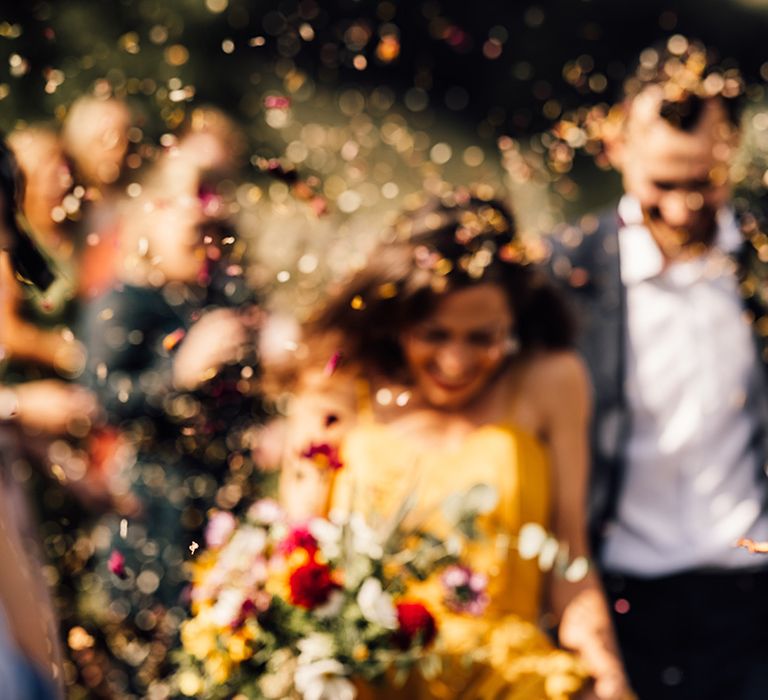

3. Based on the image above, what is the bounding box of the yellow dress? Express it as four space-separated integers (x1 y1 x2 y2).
330 416 588 700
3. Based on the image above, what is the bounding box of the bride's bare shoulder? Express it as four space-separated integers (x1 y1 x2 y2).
514 350 590 407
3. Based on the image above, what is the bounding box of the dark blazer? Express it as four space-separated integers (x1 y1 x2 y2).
547 205 768 560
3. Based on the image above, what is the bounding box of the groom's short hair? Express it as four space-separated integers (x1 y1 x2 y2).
623 36 745 132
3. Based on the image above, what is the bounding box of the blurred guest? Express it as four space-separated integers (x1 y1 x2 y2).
62 95 131 193
0 134 64 699
1 126 107 697
2 126 85 378
1 125 101 499
549 38 768 699
62 94 133 302
79 172 263 695
148 105 247 205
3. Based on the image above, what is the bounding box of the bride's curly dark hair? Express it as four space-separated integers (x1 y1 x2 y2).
0 135 54 290
308 195 575 379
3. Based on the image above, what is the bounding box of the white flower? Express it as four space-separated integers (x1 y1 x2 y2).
208 587 245 627
294 658 356 700
308 518 342 559
297 634 335 664
315 589 345 619
260 649 298 699
204 510 237 548
217 526 267 571
248 498 283 525
356 578 397 630
349 514 384 560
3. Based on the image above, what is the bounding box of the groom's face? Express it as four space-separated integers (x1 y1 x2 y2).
618 88 738 247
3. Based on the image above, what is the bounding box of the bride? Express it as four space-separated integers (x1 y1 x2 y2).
279 192 631 700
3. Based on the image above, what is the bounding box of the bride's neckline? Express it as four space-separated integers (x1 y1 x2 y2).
356 368 545 451
350 414 546 456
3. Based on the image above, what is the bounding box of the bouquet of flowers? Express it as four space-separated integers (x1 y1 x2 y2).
174 481 499 699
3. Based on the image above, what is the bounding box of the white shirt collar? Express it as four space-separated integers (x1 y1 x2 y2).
618 194 743 286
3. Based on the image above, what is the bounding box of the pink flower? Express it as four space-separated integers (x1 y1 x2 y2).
440 564 489 616
279 525 319 557
108 550 127 579
300 442 343 471
204 510 237 549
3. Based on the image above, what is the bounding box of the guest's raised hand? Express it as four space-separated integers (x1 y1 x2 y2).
172 308 250 391
14 379 97 434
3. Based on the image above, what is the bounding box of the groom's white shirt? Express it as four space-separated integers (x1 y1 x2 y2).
602 195 768 576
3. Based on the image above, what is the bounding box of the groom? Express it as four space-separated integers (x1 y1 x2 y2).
549 38 768 699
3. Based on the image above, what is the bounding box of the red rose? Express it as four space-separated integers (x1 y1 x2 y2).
230 592 271 629
288 560 339 609
300 442 343 471
279 526 319 557
394 601 437 649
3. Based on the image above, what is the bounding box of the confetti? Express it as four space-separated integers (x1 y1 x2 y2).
323 351 343 376
50 463 67 483
108 550 127 579
395 391 411 407
189 541 200 555
264 95 291 110
163 328 186 352
67 626 95 651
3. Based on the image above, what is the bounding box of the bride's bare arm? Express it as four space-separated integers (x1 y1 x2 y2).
278 367 357 521
534 352 631 700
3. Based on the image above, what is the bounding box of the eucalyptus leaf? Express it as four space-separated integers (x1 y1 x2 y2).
441 483 498 527
537 536 560 571
419 653 442 679
464 483 499 514
564 555 590 582
518 522 547 560
393 666 410 688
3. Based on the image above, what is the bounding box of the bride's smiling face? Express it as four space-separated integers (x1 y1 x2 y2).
399 284 513 410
